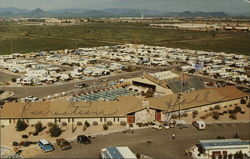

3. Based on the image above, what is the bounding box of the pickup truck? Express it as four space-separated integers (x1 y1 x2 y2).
56 138 71 150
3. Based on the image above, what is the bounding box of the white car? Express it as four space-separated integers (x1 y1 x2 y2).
24 96 39 102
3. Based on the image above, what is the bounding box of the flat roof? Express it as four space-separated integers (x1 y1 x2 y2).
200 139 250 149
102 147 136 159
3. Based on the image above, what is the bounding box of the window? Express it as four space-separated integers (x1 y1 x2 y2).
100 118 102 122
113 118 115 122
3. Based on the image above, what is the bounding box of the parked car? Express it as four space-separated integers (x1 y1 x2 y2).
38 139 54 152
75 83 88 88
77 135 91 144
56 138 71 150
24 96 39 102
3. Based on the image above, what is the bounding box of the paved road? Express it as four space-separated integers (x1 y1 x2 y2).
34 123 250 159
0 71 20 82
0 70 144 98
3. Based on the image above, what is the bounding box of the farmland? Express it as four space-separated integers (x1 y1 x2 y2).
0 22 249 55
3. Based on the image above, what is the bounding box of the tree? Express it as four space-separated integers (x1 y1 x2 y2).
103 124 108 130
212 112 220 120
16 119 28 131
144 88 154 98
49 123 62 137
214 105 220 110
11 78 16 82
35 121 43 133
234 106 242 113
240 99 246 104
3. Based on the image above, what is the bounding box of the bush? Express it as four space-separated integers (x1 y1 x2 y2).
212 112 220 120
33 131 38 136
182 112 188 117
192 110 198 116
76 121 82 126
84 121 90 127
229 113 237 120
209 107 214 111
103 124 108 130
47 122 53 127
240 99 246 104
136 123 142 127
93 121 98 125
120 121 126 126
214 105 220 110
22 135 28 138
106 121 113 126
171 114 178 119
16 119 28 131
61 122 67 126
234 106 242 113
12 141 18 146
142 123 148 127
49 123 62 137
216 135 225 139
35 122 43 133
247 103 250 108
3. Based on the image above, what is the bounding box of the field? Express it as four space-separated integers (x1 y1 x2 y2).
0 22 250 55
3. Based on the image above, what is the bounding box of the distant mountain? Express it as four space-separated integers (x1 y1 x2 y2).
0 7 28 14
0 11 14 17
81 10 115 18
178 11 229 17
20 8 53 17
48 8 89 14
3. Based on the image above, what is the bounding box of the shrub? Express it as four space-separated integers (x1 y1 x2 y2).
49 123 62 137
120 121 126 126
35 122 43 133
209 107 214 111
216 135 225 139
240 99 246 104
212 112 220 120
142 123 148 127
182 112 188 117
192 110 198 116
229 113 237 120
76 121 82 126
247 103 250 108
234 106 242 113
1 125 5 128
61 122 67 126
84 121 90 127
103 124 108 130
223 111 228 114
33 131 38 136
12 141 18 146
22 135 28 138
129 123 133 127
171 114 178 119
214 105 220 110
106 121 113 126
93 121 98 125
16 119 28 131
47 122 53 127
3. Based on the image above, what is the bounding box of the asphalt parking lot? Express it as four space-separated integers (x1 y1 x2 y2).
0 71 20 82
35 123 250 159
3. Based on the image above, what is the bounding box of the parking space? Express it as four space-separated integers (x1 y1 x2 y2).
34 123 250 159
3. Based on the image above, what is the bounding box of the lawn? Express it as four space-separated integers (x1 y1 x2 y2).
0 22 249 55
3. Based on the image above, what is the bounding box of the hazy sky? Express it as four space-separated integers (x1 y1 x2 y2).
0 0 249 14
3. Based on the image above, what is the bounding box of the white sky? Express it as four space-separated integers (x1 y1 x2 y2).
0 0 249 14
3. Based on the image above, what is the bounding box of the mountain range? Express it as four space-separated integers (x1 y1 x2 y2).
0 7 248 18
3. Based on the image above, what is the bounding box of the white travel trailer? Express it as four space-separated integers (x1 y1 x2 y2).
193 120 206 130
